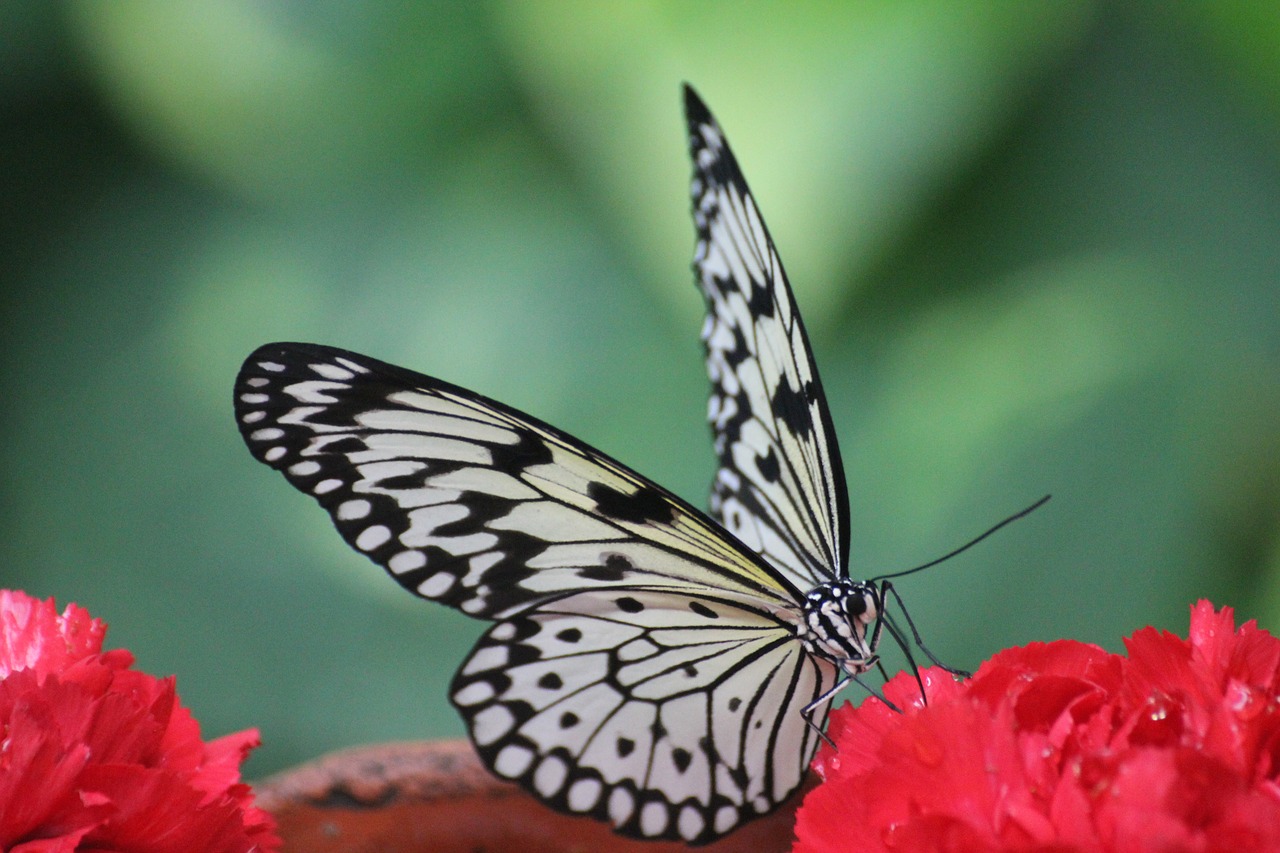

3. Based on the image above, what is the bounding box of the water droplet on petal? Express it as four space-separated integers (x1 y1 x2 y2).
1226 680 1261 719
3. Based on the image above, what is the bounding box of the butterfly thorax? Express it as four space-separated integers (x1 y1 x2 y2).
799 579 881 675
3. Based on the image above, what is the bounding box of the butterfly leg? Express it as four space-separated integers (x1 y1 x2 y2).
881 581 971 679
801 678 848 748
800 666 904 750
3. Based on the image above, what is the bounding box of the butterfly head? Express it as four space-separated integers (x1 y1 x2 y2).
800 579 883 676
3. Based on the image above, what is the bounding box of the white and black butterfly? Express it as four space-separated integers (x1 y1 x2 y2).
235 86 941 844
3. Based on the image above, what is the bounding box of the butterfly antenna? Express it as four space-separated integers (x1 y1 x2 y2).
873 495 1050 582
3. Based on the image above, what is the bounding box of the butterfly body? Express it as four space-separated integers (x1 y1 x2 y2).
235 86 920 844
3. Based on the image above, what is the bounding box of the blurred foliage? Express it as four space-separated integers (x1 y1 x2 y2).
3 3 1279 780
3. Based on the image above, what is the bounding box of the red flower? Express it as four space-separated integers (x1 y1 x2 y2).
794 601 1280 853
0 590 279 852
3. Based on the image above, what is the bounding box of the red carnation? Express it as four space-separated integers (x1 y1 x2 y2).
794 601 1280 853
0 590 279 852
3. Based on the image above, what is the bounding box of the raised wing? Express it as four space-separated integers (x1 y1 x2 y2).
452 586 836 844
684 85 850 590
235 342 801 620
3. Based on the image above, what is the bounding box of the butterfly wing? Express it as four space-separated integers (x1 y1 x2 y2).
235 342 799 619
235 341 832 842
685 86 850 590
452 586 836 844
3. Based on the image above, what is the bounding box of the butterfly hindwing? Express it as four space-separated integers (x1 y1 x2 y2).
685 86 850 591
451 587 836 843
235 342 798 620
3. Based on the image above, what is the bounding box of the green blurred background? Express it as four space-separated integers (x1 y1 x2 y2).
4 3 1279 779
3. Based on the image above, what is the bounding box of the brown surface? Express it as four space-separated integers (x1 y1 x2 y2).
254 739 809 852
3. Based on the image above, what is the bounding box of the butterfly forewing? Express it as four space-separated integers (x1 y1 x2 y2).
236 343 797 620
685 86 850 591
451 587 835 843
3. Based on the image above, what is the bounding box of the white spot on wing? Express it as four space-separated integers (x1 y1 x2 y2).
337 499 371 520
388 550 426 574
472 705 516 747
608 788 635 827
463 645 509 674
417 572 454 598
640 801 669 837
311 363 355 381
567 777 601 812
285 380 343 404
678 806 705 842
313 478 342 494
493 743 533 776
452 681 494 706
355 525 391 551
333 356 368 373
534 756 568 798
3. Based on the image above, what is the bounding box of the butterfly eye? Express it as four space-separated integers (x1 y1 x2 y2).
845 586 878 625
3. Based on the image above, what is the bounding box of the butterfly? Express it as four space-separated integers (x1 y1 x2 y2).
236 85 931 844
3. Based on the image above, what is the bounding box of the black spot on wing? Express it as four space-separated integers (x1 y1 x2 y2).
489 430 555 470
688 601 719 619
756 447 780 482
672 748 693 773
588 482 676 525
538 672 563 690
577 553 632 582
505 642 541 668
556 628 582 643
747 279 775 319
770 377 813 438
376 469 432 489
615 597 644 614
322 436 365 454
617 737 636 757
726 324 750 367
